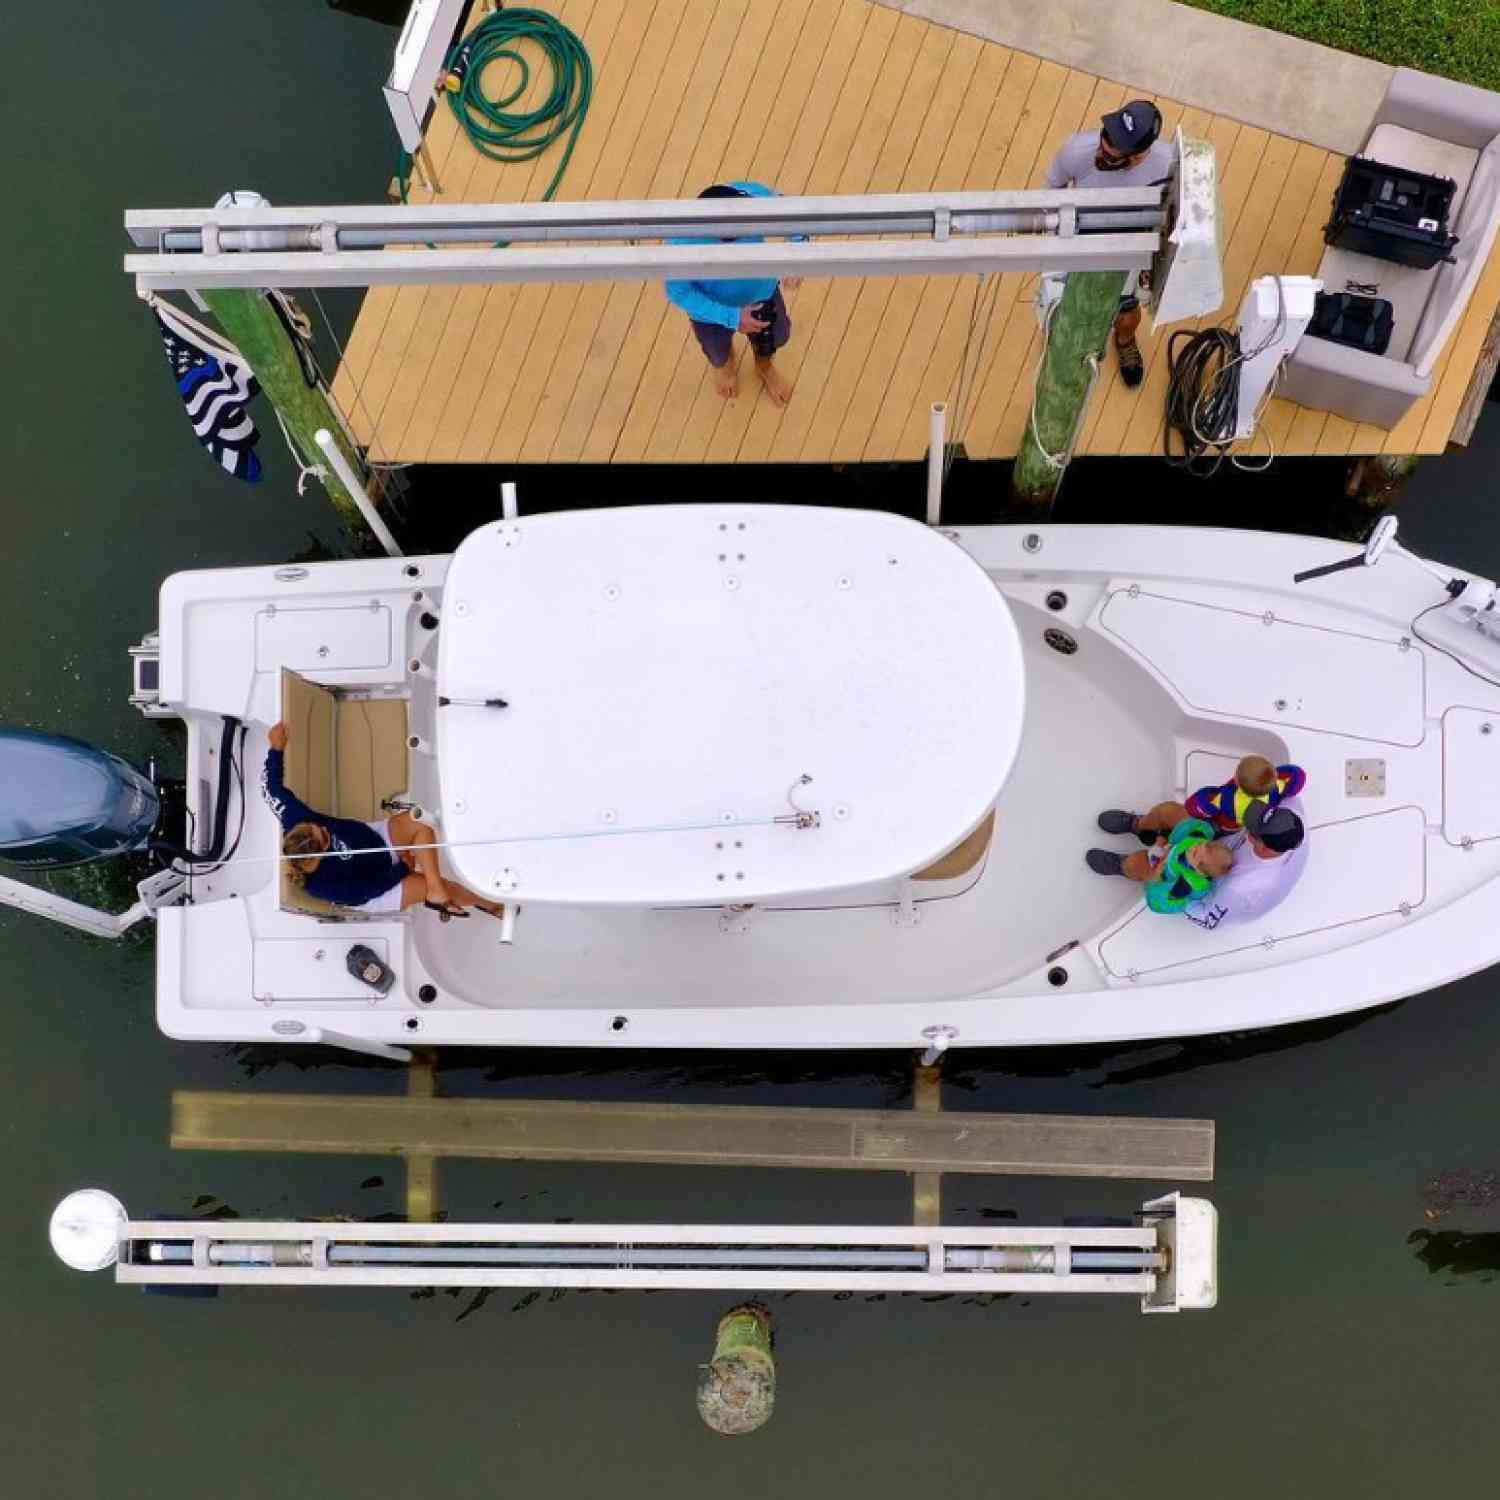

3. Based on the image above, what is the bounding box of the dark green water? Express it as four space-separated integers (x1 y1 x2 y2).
3 5 1500 1496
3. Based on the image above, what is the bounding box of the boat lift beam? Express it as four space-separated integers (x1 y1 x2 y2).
51 1190 1217 1312
0 868 184 941
122 188 1164 292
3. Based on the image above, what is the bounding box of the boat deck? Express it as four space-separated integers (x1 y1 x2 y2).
333 0 1500 466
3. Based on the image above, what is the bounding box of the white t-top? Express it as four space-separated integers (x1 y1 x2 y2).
435 506 1024 906
1183 800 1309 930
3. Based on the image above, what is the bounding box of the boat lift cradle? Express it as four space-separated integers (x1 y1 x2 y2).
50 1189 1217 1313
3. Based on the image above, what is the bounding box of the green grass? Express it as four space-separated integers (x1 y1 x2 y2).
1183 1 1500 92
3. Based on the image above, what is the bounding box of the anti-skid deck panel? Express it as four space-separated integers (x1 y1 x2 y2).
333 0 1500 463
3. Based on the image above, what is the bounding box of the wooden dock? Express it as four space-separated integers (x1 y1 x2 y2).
173 1088 1214 1178
333 0 1500 465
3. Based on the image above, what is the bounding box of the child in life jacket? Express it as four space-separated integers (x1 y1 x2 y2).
1186 754 1307 835
1142 815 1235 914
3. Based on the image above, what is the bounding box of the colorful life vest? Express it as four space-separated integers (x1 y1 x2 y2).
1189 765 1307 832
1145 816 1218 914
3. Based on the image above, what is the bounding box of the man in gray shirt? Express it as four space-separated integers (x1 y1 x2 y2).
1044 101 1175 386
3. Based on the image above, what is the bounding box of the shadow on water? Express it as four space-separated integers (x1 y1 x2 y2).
401 452 1378 555
951 1001 1406 1090
1408 1229 1500 1282
220 1001 1403 1099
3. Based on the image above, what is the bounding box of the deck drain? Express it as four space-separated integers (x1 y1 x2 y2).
1044 627 1078 655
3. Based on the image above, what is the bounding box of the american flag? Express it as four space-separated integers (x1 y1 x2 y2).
153 306 263 482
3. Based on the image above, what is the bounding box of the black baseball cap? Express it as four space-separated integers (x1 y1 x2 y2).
1244 801 1304 853
1100 101 1162 155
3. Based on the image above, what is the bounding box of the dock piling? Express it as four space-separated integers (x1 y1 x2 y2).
198 288 383 549
697 1304 775 1435
1011 270 1128 513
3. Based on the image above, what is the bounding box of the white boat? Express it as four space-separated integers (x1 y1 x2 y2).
138 505 1500 1059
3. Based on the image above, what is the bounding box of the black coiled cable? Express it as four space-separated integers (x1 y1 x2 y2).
1163 326 1243 476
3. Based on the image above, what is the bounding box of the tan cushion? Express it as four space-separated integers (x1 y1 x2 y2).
334 698 410 820
277 670 410 916
280 669 337 812
912 810 995 882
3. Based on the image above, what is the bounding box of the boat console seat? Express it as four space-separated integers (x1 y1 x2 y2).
279 669 410 919
912 810 995 881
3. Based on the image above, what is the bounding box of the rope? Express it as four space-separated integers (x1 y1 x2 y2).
941 272 1004 488
1163 275 1288 477
216 811 816 872
399 7 592 204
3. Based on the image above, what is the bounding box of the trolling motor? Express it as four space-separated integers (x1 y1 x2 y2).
1293 517 1500 675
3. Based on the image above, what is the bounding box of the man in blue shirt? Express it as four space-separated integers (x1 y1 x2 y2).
262 722 505 919
666 181 800 404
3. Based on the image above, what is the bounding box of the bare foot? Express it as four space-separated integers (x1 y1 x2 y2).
755 357 792 407
712 361 739 399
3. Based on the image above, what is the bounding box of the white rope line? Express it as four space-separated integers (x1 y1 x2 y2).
1026 294 1108 475
954 270 1006 465
271 407 327 497
143 290 246 366
309 287 387 456
234 811 816 871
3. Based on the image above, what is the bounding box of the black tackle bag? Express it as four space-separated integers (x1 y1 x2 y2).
1306 291 1396 356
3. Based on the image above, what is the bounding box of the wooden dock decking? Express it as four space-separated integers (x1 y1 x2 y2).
172 1091 1216 1180
333 0 1500 464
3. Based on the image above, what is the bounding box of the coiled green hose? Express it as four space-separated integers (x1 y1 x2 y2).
438 7 592 201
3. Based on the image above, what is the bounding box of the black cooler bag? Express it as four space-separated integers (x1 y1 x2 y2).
1306 291 1395 356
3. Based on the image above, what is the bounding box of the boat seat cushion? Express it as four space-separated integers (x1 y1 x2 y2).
912 810 995 882
279 670 410 918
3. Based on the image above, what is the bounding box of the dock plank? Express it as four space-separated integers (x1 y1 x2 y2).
490 0 714 463
382 0 607 462
456 0 682 464
172 1092 1215 1181
334 0 1494 463
602 0 841 462
793 22 961 465
881 55 1067 464
1414 240 1500 453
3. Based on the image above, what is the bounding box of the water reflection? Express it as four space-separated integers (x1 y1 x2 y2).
952 1002 1404 1090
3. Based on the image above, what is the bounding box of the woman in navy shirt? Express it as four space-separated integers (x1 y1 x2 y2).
262 722 504 918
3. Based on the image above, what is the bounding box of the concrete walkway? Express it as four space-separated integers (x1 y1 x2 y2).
878 0 1392 152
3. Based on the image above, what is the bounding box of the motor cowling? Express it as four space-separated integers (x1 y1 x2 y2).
0 728 160 869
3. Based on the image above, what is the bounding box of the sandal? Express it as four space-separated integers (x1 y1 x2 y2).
424 900 470 923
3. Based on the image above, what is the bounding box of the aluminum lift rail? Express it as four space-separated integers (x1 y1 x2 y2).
51 1190 1218 1313
123 188 1166 291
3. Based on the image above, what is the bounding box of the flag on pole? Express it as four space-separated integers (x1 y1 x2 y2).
151 299 263 482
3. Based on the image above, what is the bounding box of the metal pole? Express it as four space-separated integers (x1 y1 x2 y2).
926 403 947 526
313 430 403 558
0 872 150 940
501 480 518 520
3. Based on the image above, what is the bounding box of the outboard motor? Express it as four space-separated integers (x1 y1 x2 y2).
0 728 161 870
